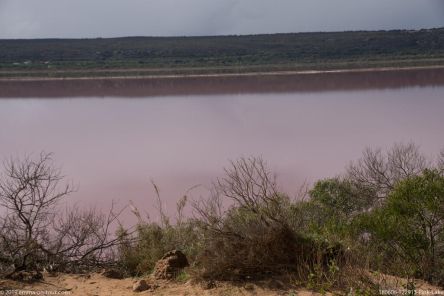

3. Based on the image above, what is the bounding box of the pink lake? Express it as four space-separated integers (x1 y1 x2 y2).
1 69 444 219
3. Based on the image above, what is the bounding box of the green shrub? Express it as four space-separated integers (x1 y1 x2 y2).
117 220 200 276
361 169 444 284
116 149 444 291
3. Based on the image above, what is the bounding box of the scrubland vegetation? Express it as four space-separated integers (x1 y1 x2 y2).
1 28 444 78
1 143 443 294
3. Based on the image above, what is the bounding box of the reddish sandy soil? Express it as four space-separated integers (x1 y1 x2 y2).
0 272 328 296
1 272 442 296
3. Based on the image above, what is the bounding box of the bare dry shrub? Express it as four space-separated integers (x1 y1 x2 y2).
45 203 124 273
194 217 325 281
0 153 125 277
191 157 348 282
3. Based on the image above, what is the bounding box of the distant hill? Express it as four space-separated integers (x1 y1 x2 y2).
1 28 444 77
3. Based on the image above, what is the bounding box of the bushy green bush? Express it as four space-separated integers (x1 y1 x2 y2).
188 157 352 287
360 169 444 284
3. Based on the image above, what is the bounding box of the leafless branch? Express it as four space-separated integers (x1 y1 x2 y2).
347 142 427 201
0 153 130 274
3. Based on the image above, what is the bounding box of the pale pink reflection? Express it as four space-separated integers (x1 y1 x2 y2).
0 86 444 218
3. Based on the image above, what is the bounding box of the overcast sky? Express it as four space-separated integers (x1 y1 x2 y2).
0 0 443 39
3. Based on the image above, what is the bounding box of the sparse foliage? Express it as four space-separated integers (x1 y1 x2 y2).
47 203 125 272
117 182 200 276
347 142 427 202
0 153 73 272
191 157 347 282
439 149 444 173
5 145 443 293
0 153 125 276
116 146 444 290
214 157 289 226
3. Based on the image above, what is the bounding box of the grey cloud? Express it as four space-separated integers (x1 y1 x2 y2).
0 0 443 38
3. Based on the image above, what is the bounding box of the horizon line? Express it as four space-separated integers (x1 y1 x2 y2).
1 26 443 41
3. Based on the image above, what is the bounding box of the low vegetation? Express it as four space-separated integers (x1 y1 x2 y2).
1 28 444 78
1 143 443 294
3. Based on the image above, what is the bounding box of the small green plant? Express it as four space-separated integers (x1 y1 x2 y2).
328 260 340 280
176 270 190 283
306 258 342 294
307 265 326 294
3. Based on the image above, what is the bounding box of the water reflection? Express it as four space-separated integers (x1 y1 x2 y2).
0 73 444 217
1 68 444 98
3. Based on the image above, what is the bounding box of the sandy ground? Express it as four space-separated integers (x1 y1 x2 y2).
0 272 331 296
1 272 443 296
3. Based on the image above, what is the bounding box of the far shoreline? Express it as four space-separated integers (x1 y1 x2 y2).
1 64 444 82
2 64 444 98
